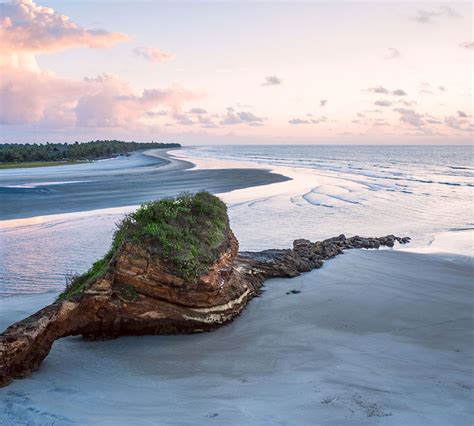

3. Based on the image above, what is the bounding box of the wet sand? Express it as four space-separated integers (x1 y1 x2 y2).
1 249 472 425
1 148 472 424
0 149 289 220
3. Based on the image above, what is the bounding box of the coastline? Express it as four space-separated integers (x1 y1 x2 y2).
1 146 471 296
1 146 472 424
0 148 289 220
1 250 472 425
0 160 84 170
171 148 474 256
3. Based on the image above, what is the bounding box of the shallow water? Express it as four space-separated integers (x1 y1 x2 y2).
178 145 474 252
0 146 473 424
0 145 472 296
0 149 286 295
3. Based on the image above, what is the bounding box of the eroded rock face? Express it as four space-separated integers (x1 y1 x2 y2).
0 232 409 387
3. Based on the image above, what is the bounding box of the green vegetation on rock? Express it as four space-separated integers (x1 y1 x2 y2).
60 257 110 300
59 192 229 300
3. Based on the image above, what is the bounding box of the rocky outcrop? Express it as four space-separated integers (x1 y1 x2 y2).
0 232 409 387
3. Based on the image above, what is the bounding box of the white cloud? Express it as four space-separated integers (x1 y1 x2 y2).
133 46 175 64
262 75 282 86
220 107 265 125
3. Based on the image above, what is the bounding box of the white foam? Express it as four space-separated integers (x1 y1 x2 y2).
3 180 90 188
401 229 474 257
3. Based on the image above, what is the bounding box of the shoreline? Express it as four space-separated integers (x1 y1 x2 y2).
0 148 289 221
1 249 472 424
1 149 472 423
0 160 85 170
1 147 471 298
171 148 474 256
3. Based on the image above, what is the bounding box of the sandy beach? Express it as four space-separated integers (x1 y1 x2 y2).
0 148 472 425
0 249 472 425
1 0 472 423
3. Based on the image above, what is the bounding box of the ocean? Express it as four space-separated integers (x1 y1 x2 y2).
0 145 472 296
178 144 473 248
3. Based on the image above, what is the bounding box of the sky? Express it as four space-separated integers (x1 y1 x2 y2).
0 0 472 145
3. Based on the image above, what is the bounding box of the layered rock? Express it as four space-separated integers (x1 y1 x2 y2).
0 232 409 387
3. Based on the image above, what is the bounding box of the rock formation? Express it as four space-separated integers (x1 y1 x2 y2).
0 193 409 387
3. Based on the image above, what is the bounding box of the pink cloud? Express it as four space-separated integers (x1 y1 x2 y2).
75 75 199 127
0 0 128 55
133 46 175 64
0 66 82 125
0 68 201 128
0 1 199 131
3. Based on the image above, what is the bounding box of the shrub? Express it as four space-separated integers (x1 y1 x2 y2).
59 192 229 300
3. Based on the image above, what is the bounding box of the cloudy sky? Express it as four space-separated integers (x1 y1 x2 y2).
0 0 472 144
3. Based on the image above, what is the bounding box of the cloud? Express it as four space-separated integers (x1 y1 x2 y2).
418 82 433 95
392 89 407 96
220 107 265 125
75 75 199 128
392 108 473 134
444 116 473 132
397 100 417 107
0 0 128 59
425 118 442 124
169 110 219 129
146 110 168 117
412 10 438 24
366 85 389 94
0 0 202 135
187 107 207 114
289 118 311 125
0 66 198 128
412 6 461 24
384 48 401 60
366 86 407 96
173 113 194 126
133 46 175 64
459 41 474 50
289 116 326 125
393 108 425 128
0 66 82 125
262 75 282 86
374 100 392 107
438 85 446 92
197 115 218 128
440 6 461 19
320 99 328 107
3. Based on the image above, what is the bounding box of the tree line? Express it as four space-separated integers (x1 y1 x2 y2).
0 140 181 163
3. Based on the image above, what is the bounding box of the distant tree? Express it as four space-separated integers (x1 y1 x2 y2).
0 141 180 163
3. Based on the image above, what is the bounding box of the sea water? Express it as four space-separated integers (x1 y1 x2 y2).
0 145 472 295
179 145 473 248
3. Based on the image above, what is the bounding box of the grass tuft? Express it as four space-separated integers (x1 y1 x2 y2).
58 192 229 300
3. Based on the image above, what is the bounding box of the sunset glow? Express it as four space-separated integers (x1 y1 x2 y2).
0 0 472 144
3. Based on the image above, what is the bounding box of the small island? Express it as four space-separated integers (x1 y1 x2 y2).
0 140 181 169
0 192 409 387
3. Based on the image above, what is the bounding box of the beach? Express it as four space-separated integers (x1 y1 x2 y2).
0 147 473 425
1 249 472 425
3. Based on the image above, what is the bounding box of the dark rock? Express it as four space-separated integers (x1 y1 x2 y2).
0 232 409 387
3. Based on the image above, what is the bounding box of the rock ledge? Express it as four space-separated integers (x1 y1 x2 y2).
0 232 409 387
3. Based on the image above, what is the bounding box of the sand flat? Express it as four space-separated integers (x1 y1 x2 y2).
0 149 288 220
0 249 472 425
